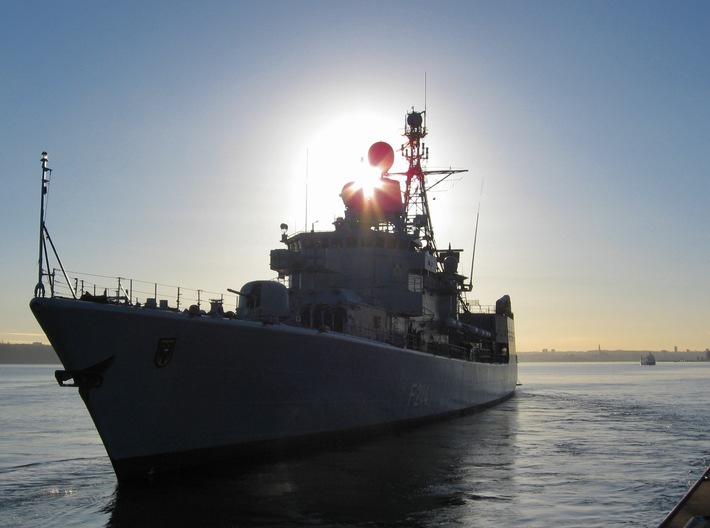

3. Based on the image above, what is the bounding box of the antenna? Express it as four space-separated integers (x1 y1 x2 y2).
467 179 484 291
304 148 309 232
424 71 427 115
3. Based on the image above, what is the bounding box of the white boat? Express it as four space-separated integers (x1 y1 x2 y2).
641 353 656 365
30 109 518 481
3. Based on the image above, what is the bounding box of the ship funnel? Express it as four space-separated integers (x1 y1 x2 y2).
495 295 513 317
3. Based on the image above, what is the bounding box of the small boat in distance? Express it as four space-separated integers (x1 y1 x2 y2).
641 353 657 365
30 109 518 481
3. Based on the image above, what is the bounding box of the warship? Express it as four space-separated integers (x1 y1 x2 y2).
30 109 518 481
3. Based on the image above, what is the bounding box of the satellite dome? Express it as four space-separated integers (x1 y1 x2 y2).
367 141 394 174
407 112 423 128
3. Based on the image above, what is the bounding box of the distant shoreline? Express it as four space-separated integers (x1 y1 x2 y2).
1 342 708 365
0 343 59 365
517 349 710 363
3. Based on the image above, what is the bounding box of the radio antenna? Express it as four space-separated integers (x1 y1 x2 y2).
467 178 484 291
424 71 427 114
304 148 309 232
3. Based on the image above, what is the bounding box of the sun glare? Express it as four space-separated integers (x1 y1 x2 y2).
288 111 401 232
348 154 384 199
357 172 380 199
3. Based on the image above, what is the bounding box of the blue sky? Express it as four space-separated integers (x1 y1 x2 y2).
2 1 709 351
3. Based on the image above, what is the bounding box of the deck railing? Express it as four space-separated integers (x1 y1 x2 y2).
48 268 237 311
46 269 503 363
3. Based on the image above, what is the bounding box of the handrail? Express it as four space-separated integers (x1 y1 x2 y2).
47 269 504 363
49 269 237 311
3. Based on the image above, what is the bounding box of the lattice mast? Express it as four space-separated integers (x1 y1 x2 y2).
400 110 467 257
401 110 436 252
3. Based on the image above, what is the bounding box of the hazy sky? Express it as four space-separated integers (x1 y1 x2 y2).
2 1 709 351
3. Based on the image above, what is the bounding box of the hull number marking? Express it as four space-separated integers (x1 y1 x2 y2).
408 383 430 407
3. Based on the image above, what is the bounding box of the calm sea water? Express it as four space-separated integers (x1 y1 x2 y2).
1 362 708 527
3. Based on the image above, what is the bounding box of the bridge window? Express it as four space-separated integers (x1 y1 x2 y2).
408 274 423 292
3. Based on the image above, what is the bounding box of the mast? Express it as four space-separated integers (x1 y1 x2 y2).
34 152 76 299
402 110 436 251
34 152 50 297
400 110 466 258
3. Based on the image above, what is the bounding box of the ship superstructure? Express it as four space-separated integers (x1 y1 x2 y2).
270 109 514 364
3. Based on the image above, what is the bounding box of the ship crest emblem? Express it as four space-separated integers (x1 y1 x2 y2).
155 338 176 368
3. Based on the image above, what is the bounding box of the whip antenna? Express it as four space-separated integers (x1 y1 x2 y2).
304 148 309 232
424 71 427 115
467 179 484 291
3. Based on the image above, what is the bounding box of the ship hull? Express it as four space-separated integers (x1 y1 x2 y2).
30 297 517 481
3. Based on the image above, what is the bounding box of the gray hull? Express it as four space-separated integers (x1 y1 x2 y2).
31 297 517 480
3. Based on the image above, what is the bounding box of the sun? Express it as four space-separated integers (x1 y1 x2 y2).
287 111 402 232
349 140 396 199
